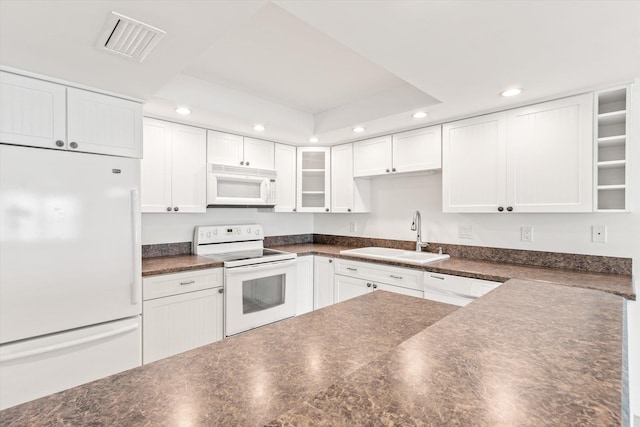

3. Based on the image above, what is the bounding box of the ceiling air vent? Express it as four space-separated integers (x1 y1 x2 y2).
96 12 166 62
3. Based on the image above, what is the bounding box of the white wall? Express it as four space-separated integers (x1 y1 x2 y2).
314 172 639 278
142 209 313 244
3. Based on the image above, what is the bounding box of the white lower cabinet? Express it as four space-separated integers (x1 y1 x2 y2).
334 259 424 303
142 268 223 364
296 256 314 315
314 256 335 309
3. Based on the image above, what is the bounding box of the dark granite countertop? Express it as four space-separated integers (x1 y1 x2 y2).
271 243 636 300
0 283 624 426
142 254 223 276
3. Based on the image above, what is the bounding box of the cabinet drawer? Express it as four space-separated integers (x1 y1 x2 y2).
143 268 223 301
335 259 423 291
424 273 501 298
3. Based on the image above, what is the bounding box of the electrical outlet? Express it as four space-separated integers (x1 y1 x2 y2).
458 224 473 239
349 221 357 233
592 225 607 243
520 226 533 242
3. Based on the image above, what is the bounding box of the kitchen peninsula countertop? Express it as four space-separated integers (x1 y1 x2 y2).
0 282 624 426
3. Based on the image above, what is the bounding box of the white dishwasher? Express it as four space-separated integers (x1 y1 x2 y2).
423 272 502 306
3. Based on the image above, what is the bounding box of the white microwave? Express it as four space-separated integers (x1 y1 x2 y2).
207 164 277 207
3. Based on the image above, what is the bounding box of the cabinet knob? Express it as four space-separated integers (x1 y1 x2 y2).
506 206 513 212
55 140 65 147
325 208 329 212
246 161 250 166
174 207 179 212
386 168 390 173
166 207 172 212
328 259 333 263
293 208 297 212
367 283 372 288
497 206 504 212
69 142 78 149
347 208 352 212
372 284 378 289
392 168 396 172
240 161 245 165
218 288 224 294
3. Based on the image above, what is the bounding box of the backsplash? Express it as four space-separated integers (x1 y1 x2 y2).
142 233 632 276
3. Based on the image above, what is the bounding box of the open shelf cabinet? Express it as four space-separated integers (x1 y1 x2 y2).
594 86 631 211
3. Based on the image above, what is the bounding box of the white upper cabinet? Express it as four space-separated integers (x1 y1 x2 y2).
274 143 297 212
353 125 442 177
297 147 331 212
443 93 593 213
142 118 206 213
392 126 442 173
331 143 370 213
67 88 142 158
442 112 507 213
0 71 142 158
353 136 392 177
207 131 274 169
0 72 66 149
243 137 275 169
506 93 593 212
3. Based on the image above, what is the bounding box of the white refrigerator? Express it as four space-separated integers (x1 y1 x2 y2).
0 144 142 409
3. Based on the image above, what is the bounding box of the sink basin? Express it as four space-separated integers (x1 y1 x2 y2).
339 247 450 265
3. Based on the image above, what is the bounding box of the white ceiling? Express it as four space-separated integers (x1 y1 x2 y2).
1 0 639 146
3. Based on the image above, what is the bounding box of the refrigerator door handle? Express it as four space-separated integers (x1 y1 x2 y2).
0 323 139 363
130 189 142 305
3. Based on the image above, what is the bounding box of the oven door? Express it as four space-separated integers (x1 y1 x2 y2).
224 259 297 336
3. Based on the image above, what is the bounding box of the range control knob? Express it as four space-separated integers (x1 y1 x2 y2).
255 230 259 235
206 232 213 238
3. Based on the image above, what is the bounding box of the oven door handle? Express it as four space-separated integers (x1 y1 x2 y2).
225 258 296 275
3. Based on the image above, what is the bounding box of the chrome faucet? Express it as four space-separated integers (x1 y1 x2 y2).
411 210 428 252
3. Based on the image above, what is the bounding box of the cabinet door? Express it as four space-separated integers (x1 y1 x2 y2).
142 287 223 364
392 125 442 173
313 257 335 309
274 143 297 212
506 93 593 212
442 112 507 212
67 88 142 158
335 274 371 303
141 118 173 213
375 283 424 298
353 136 392 177
243 137 274 169
171 123 207 213
207 130 243 166
297 147 331 212
0 71 66 150
296 256 314 315
331 143 355 213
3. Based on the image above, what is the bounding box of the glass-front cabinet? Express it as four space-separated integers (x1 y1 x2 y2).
296 147 331 212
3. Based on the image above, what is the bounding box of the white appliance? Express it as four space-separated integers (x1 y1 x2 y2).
423 273 501 306
193 224 297 336
207 164 277 207
0 144 142 409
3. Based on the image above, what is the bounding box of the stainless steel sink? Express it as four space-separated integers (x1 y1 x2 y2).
339 247 450 265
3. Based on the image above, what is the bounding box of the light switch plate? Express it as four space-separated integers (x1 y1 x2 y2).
592 225 607 243
459 224 473 239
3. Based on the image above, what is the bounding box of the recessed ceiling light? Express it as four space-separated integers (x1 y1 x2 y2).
309 137 319 143
175 106 191 115
500 88 522 97
352 126 365 133
253 124 266 131
412 111 428 119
